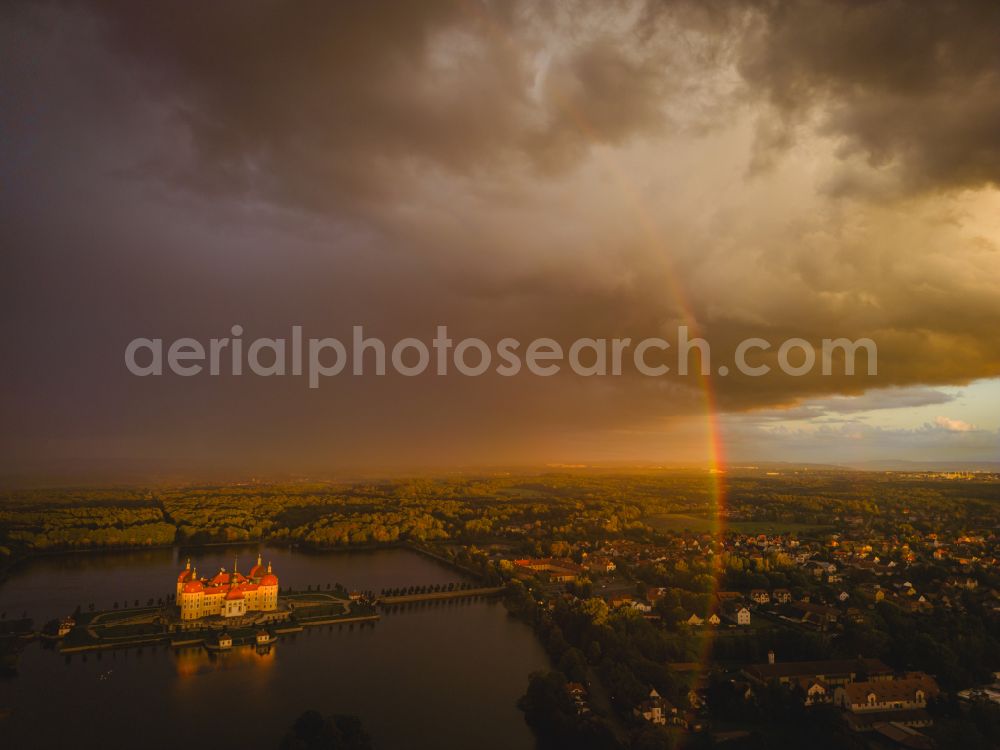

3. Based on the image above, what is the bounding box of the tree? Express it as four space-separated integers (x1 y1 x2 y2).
279 710 372 750
587 641 602 665
518 671 576 740
558 647 589 683
519 671 622 750
580 598 609 626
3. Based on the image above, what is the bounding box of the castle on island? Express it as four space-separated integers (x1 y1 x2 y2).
176 554 279 620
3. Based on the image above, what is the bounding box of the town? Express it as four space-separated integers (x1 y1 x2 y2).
1 469 998 748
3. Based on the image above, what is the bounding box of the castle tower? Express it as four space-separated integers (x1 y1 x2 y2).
259 561 279 611
249 553 266 580
176 557 195 597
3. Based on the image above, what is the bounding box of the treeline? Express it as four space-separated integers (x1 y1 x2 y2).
8 522 176 550
0 489 171 557
4 472 997 564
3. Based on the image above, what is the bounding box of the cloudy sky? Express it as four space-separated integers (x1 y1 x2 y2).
2 0 999 477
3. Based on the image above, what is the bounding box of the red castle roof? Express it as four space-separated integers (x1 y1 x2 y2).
249 554 266 578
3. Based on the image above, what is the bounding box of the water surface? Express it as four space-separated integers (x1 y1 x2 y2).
0 546 546 749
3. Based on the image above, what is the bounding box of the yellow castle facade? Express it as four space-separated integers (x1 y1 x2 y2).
176 554 279 620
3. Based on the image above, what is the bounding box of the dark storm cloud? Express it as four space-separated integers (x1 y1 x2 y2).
66 0 1000 204
3 0 1000 476
739 387 957 422
733 0 1000 193
63 0 680 212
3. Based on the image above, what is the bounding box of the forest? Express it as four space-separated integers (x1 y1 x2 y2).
2 470 997 567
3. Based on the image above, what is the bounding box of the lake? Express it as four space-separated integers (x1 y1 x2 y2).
0 546 548 749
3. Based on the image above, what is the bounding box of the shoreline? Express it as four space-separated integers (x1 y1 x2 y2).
59 613 382 654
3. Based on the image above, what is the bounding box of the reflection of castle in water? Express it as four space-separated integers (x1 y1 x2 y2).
174 639 276 678
176 554 286 625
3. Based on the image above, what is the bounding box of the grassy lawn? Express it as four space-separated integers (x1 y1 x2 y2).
283 591 349 605
90 606 160 624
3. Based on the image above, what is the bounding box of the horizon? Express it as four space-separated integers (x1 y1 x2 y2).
4 458 1000 493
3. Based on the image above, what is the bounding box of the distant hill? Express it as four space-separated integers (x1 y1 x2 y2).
845 459 1000 472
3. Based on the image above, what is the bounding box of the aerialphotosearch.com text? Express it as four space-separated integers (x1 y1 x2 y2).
124 325 878 388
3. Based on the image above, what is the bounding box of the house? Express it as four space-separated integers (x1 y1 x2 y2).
750 589 770 605
611 596 652 614
805 560 837 577
512 558 583 583
687 687 707 710
634 689 675 726
838 591 850 602
792 677 831 706
566 682 591 715
707 613 721 626
773 588 792 604
837 674 940 732
957 683 1000 705
634 689 690 728
836 674 939 714
684 613 704 626
744 656 893 689
859 584 885 603
722 601 751 626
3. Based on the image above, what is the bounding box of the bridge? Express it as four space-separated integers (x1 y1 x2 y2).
377 586 505 605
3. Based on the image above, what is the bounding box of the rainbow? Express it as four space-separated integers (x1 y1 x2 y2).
465 5 730 728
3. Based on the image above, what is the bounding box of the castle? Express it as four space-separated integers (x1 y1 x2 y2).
176 554 279 620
